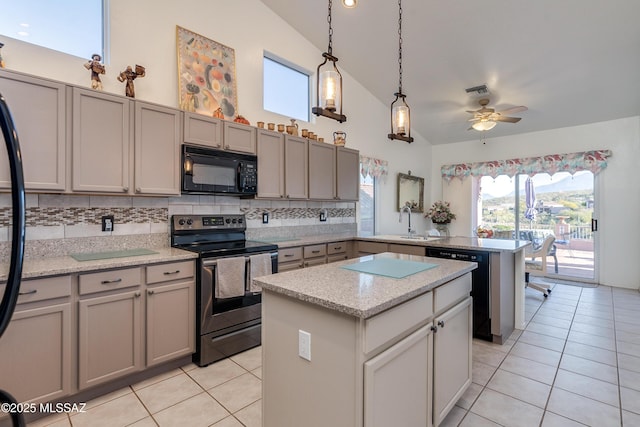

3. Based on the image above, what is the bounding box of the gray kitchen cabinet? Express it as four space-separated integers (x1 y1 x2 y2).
0 70 66 191
78 267 143 389
308 140 336 200
388 243 426 256
303 243 327 267
223 121 256 154
284 135 309 199
278 246 304 272
327 241 350 263
336 146 360 201
72 88 132 193
0 276 71 404
257 129 285 198
364 325 433 427
145 261 195 366
134 101 181 195
183 112 223 148
356 241 388 257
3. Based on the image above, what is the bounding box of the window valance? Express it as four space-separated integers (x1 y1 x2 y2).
360 155 389 179
441 149 612 182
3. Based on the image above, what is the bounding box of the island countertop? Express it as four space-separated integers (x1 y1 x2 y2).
254 252 476 319
358 235 531 253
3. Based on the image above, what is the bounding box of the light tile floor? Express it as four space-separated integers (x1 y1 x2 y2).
29 283 640 427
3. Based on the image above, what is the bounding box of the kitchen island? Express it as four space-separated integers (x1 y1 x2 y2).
255 252 476 427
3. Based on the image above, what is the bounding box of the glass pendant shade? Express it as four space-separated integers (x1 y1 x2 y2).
392 104 409 135
472 120 497 131
320 69 340 112
342 0 357 7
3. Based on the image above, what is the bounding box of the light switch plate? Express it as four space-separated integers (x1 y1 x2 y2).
298 330 311 361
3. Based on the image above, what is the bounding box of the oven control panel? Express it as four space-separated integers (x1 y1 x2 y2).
172 214 246 231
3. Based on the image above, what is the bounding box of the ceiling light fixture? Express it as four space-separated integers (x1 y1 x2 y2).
471 119 497 131
342 0 357 8
312 0 347 123
388 0 413 143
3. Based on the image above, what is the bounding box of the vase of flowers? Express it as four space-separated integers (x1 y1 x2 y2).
424 201 456 236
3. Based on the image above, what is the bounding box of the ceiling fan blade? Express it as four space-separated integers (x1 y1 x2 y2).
496 106 528 115
494 116 521 123
466 110 477 114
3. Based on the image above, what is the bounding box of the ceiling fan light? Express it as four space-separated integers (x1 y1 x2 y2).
472 120 497 131
342 0 357 8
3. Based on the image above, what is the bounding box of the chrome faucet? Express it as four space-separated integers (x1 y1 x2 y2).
399 205 415 236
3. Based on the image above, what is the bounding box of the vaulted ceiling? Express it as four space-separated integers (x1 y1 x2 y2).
260 0 640 144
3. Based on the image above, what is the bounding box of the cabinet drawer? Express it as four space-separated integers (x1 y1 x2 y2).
327 253 349 264
388 243 425 256
0 276 71 305
357 241 387 254
79 267 141 295
364 292 433 354
279 247 302 263
147 261 194 285
327 241 347 255
304 257 326 267
433 273 472 314
304 244 326 258
278 261 304 272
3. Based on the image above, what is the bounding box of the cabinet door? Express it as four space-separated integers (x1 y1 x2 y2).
364 325 433 427
284 135 308 199
0 71 66 191
257 130 285 198
433 297 472 426
336 147 359 201
223 121 256 154
308 141 336 200
146 281 195 366
134 102 181 195
183 112 223 148
0 303 71 403
388 244 425 256
72 88 131 193
78 290 142 389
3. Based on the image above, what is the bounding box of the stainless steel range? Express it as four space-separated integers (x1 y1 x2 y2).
171 214 278 366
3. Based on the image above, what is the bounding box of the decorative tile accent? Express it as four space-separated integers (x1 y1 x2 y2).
0 207 168 227
241 207 355 221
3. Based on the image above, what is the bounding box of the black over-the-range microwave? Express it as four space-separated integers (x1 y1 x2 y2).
182 144 257 196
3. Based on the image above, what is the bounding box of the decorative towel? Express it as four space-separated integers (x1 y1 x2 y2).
215 256 246 299
249 253 273 292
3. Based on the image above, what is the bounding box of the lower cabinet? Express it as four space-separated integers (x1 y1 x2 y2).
78 289 143 389
364 325 433 427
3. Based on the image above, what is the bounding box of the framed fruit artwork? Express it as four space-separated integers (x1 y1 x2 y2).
176 26 238 120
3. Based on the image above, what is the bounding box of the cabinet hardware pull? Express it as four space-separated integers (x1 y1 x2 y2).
18 289 37 295
123 187 129 192
135 187 141 193
437 320 445 328
430 325 438 333
225 145 230 149
304 262 309 267
299 263 304 268
135 292 141 297
312 250 320 254
163 270 180 275
101 278 122 285
216 143 221 148
284 254 294 258
148 290 155 295
334 246 342 250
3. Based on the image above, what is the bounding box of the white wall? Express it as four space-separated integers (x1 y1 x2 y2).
431 116 640 289
0 0 433 236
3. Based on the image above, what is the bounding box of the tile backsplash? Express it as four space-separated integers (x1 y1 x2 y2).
0 194 356 259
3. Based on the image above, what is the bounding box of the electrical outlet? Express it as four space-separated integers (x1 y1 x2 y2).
298 330 311 361
102 215 114 232
319 211 327 222
262 212 269 224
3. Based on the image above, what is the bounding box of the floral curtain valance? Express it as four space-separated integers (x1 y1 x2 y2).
441 149 612 182
360 155 389 179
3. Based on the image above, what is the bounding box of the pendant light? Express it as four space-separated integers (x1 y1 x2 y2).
388 0 413 143
312 0 347 123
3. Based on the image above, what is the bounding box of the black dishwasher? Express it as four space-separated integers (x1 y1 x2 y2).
426 248 492 341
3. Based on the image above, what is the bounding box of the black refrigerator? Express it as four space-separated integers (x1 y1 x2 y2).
0 92 27 427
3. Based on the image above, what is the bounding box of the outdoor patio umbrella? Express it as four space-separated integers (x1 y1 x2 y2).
524 176 536 225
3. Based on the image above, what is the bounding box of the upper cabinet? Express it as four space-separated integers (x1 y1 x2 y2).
336 147 359 201
134 102 181 195
308 140 336 200
72 88 132 194
223 121 256 154
284 135 309 199
183 113 223 149
256 130 285 199
0 70 66 191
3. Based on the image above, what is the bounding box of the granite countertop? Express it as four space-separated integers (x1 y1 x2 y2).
254 252 476 319
0 247 198 281
358 235 531 253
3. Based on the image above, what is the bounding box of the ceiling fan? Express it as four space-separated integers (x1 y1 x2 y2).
467 98 528 131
